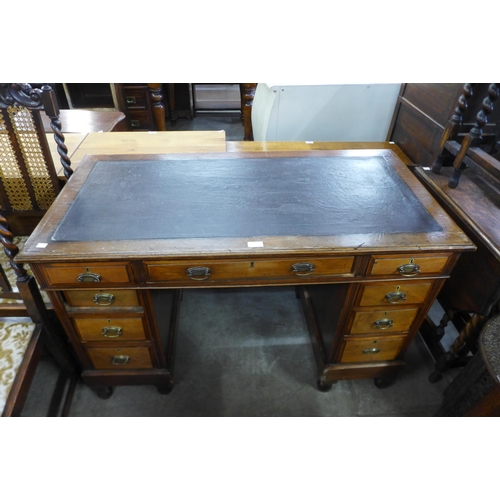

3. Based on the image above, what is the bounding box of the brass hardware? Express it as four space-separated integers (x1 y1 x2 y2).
126 96 137 104
93 293 115 305
187 266 211 281
373 318 394 329
385 291 407 304
292 262 315 276
130 119 141 128
77 271 102 282
363 348 381 354
102 326 123 338
397 263 420 277
111 355 130 365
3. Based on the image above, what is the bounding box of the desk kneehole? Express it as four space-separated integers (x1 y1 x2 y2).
144 256 355 284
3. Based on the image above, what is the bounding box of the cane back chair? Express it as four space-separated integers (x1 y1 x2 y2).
0 84 77 415
0 83 73 236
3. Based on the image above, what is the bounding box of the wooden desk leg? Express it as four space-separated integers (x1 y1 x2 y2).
240 83 256 141
148 83 167 131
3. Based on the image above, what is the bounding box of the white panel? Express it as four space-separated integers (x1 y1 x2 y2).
252 84 401 142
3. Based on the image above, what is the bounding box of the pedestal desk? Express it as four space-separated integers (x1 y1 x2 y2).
17 150 474 395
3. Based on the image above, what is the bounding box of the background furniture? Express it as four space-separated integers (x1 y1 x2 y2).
17 148 473 396
0 83 72 235
0 214 77 416
41 109 126 133
388 83 500 381
436 313 500 416
55 130 226 176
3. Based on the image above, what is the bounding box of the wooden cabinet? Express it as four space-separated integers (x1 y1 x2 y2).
119 84 156 130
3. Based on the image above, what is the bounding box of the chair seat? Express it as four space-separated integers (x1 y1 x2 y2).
0 318 36 415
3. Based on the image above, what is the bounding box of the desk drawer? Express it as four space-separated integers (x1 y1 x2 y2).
340 336 406 363
65 289 140 307
123 87 149 108
368 254 451 277
358 282 433 307
44 263 132 286
75 317 146 341
349 308 419 334
129 110 154 130
145 257 355 284
87 346 153 370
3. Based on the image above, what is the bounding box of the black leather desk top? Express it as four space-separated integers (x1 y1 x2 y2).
52 156 442 242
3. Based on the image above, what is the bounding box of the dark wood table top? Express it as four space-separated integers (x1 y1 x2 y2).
42 109 126 133
414 165 500 261
18 150 474 264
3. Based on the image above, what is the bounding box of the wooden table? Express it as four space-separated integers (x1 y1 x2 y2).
18 149 474 396
41 109 126 133
48 131 227 178
414 164 500 379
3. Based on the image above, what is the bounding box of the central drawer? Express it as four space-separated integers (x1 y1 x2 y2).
145 257 355 284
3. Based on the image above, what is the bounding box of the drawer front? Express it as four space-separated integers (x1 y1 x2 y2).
145 257 355 284
129 110 154 129
45 263 132 286
87 346 153 370
350 308 419 334
65 289 140 307
341 336 406 363
358 282 433 307
75 317 146 341
369 255 450 277
124 87 148 108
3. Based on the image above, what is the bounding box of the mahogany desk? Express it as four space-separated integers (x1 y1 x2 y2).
17 150 474 395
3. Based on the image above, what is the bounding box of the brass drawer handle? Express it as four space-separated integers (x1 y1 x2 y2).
93 293 115 305
363 348 381 354
111 355 130 365
77 272 102 282
126 96 137 104
373 318 394 330
292 262 315 276
130 119 141 128
385 291 407 304
397 263 420 277
187 266 211 281
102 326 123 338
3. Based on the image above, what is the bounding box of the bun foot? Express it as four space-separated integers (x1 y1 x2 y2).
92 386 114 399
317 379 333 392
157 381 174 394
374 377 394 389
